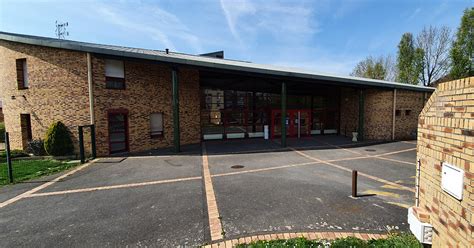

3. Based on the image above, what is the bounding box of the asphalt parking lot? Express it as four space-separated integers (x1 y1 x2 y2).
0 136 417 247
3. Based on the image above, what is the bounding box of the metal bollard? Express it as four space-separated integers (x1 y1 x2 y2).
5 132 13 183
352 170 358 197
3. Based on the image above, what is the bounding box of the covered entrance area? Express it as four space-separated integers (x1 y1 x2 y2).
200 70 344 144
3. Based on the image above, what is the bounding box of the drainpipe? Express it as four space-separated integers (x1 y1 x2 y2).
392 89 397 140
416 159 421 207
87 53 94 124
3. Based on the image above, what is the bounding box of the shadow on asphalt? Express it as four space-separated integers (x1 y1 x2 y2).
102 135 415 158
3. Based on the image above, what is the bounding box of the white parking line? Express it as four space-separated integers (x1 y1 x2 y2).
0 160 96 208
27 176 202 198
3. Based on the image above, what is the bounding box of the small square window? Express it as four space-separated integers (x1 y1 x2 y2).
105 59 125 89
16 59 28 89
405 110 411 116
395 110 401 116
150 113 163 138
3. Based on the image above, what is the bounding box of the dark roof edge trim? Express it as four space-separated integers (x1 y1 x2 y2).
0 32 435 92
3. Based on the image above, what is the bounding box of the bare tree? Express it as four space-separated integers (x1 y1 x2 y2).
383 55 397 82
416 26 452 86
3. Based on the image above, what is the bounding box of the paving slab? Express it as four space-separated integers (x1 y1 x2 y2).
333 158 416 188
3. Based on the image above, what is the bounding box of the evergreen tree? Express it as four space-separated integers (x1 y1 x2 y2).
450 7 474 79
396 33 423 85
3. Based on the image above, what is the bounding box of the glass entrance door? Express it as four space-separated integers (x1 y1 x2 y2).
271 109 311 138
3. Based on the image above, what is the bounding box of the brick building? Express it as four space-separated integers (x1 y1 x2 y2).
410 77 474 247
0 32 434 156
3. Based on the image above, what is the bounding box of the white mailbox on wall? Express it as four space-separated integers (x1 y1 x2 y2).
441 162 464 200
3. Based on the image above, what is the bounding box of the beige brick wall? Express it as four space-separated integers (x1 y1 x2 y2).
395 90 427 140
0 40 91 151
364 89 393 140
340 87 427 141
92 57 200 156
340 88 359 137
0 41 201 156
416 77 474 247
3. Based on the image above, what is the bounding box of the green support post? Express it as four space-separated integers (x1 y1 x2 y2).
90 125 97 159
78 126 85 164
5 132 13 183
281 82 287 147
358 89 365 141
172 68 180 153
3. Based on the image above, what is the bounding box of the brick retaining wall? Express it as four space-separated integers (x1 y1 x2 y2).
416 77 474 247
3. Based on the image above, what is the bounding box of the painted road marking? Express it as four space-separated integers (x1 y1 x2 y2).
202 143 224 241
211 148 416 179
387 202 410 209
320 141 364 156
27 176 202 198
363 189 401 198
11 147 416 200
0 160 96 208
290 148 415 193
374 156 415 165
212 161 319 178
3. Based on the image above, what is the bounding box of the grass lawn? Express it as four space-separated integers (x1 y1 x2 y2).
0 159 78 185
235 233 422 248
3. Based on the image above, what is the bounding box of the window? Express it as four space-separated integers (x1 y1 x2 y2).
395 110 401 116
16 59 28 89
405 110 411 116
105 59 125 89
150 113 163 138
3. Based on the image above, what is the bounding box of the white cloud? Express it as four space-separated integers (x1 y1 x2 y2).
219 0 319 47
93 2 202 53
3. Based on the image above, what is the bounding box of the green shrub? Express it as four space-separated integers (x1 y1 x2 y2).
26 139 47 156
44 121 74 156
235 233 421 248
368 233 422 248
0 122 5 143
332 237 368 248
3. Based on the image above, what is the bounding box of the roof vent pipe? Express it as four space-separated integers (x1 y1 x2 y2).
165 48 169 54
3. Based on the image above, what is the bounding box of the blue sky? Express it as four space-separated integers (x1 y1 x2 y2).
0 0 471 75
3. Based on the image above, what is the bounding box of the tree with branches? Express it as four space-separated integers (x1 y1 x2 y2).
351 55 396 81
450 7 474 79
416 25 452 86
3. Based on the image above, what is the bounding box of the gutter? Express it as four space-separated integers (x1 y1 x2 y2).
87 52 94 124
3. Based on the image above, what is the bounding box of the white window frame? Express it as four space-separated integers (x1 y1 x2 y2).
150 113 164 137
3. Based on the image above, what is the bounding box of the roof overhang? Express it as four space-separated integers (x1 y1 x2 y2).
0 31 435 93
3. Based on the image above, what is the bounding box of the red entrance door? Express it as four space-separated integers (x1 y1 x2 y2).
108 112 129 154
271 109 311 138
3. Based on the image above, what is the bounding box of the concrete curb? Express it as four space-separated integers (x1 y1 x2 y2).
203 231 388 247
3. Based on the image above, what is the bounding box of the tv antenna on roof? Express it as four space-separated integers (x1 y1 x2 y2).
55 21 69 39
